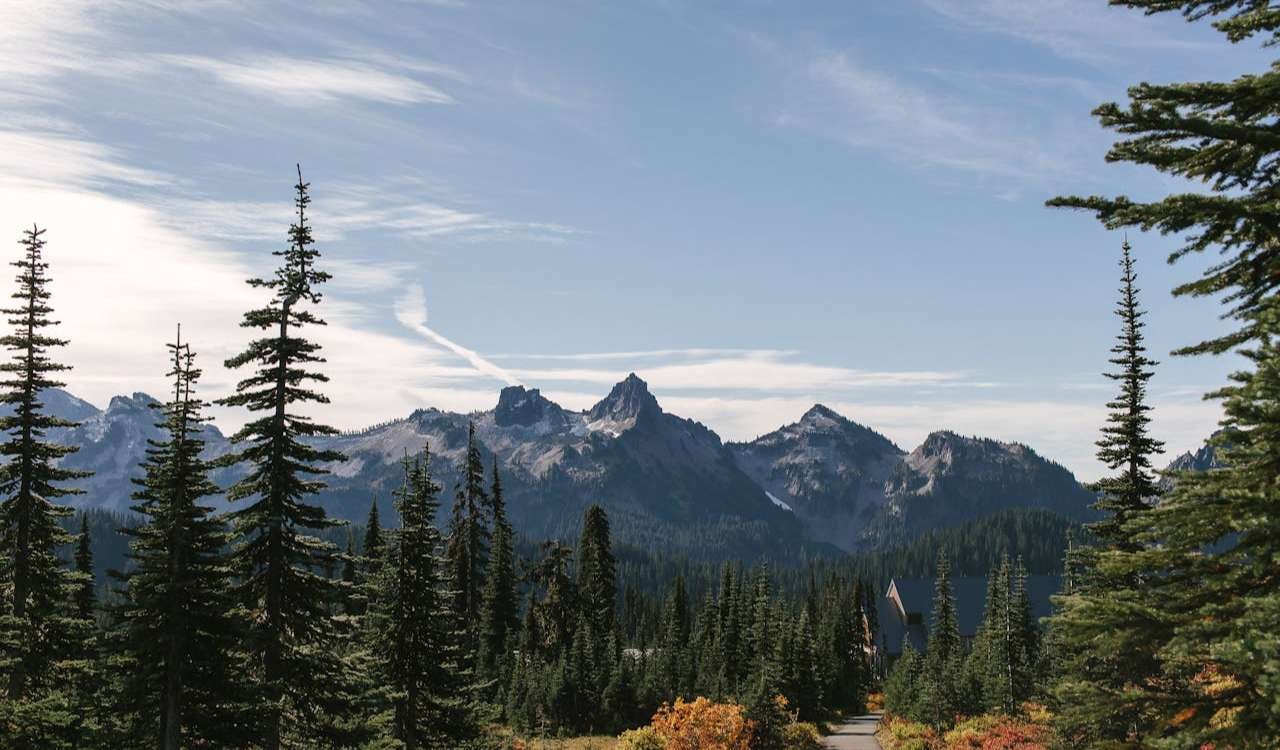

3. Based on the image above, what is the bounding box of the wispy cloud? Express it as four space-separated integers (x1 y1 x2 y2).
160 54 454 106
147 178 582 245
492 347 798 361
507 349 975 393
790 51 1070 180
0 129 173 191
920 0 1211 63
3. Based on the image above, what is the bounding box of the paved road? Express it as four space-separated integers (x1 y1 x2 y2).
824 714 883 749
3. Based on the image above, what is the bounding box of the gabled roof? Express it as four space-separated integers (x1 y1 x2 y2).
877 575 1061 655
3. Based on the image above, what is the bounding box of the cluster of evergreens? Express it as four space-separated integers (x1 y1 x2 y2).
884 553 1042 729
883 3 1280 745
0 170 880 749
3 1 1280 747
501 546 879 738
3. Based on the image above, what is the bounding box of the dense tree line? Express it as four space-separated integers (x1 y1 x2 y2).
0 170 879 748
884 552 1041 729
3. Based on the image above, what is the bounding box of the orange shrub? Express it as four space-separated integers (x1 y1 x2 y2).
878 713 941 750
649 697 754 750
942 714 1048 750
866 692 886 712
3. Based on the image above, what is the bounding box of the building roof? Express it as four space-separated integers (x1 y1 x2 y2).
877 575 1061 656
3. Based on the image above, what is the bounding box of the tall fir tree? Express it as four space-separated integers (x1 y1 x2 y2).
445 422 489 629
478 460 517 684
1049 6 1280 743
1109 296 1280 745
217 167 349 749
576 504 617 637
919 553 962 728
363 496 384 581
0 225 91 744
72 514 93 622
1046 243 1166 745
1093 241 1164 550
111 332 252 749
366 449 478 750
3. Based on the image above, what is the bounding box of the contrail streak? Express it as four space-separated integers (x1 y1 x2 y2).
395 284 522 386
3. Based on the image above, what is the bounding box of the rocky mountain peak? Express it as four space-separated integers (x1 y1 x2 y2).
587 373 660 424
494 385 565 428
799 403 843 427
106 392 159 413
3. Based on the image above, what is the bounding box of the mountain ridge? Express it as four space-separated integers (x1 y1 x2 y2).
40 377 1113 555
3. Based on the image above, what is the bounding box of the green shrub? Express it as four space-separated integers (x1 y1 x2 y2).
616 725 666 750
782 722 823 750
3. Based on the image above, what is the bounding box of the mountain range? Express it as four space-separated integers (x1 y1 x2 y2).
38 373 1109 557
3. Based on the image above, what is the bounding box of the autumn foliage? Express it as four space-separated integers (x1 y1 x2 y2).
879 712 1049 750
648 697 755 750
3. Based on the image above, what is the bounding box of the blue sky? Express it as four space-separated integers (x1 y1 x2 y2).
0 0 1268 478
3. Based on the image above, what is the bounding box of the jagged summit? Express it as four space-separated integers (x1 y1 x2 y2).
107 392 159 412
800 403 843 424
587 373 660 430
494 385 565 428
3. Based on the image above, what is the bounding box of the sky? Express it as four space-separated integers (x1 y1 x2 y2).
0 0 1269 479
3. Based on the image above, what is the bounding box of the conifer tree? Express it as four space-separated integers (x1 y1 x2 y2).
366 449 477 750
73 514 94 622
532 541 577 657
1048 6 1280 743
217 167 348 749
112 332 251 749
0 225 90 718
1112 298 1280 745
341 530 357 586
884 641 922 721
363 496 384 581
478 461 517 684
970 555 1037 716
576 504 617 637
446 422 489 628
918 553 962 728
1046 243 1165 744
1093 241 1164 549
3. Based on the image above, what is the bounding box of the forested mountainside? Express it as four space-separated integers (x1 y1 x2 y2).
46 376 1103 558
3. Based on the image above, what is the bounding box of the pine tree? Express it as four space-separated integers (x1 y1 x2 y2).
341 530 357 586
478 461 517 684
363 496 384 581
576 504 617 637
73 514 93 622
532 541 577 658
884 641 922 721
366 449 478 750
919 553 961 728
445 422 489 628
1048 7 1280 744
0 225 91 743
789 608 822 721
111 332 251 749
217 167 349 749
1046 243 1165 744
1093 241 1164 549
1104 299 1280 745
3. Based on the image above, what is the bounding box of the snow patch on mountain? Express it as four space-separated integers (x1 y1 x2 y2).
765 491 793 512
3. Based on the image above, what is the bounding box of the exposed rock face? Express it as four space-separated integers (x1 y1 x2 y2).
45 379 1099 556
731 418 1096 549
728 405 905 548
